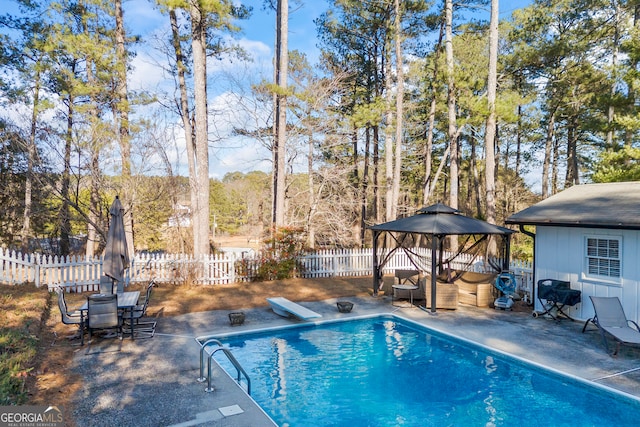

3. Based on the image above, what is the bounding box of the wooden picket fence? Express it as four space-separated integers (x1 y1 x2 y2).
0 247 533 295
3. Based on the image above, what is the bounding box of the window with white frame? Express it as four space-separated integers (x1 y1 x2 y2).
585 236 621 279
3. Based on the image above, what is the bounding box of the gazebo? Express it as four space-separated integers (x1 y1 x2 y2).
369 203 514 312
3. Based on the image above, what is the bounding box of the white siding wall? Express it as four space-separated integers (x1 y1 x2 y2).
535 226 640 324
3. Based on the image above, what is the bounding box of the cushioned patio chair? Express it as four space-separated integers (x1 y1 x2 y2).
56 287 85 345
582 296 640 356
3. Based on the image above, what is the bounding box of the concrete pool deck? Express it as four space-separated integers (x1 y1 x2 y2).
70 295 640 426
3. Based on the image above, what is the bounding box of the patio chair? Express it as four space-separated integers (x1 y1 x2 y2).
135 279 156 308
582 296 640 356
86 293 121 342
122 279 157 338
56 287 85 345
99 275 115 294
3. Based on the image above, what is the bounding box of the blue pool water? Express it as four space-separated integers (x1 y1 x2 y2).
212 316 640 426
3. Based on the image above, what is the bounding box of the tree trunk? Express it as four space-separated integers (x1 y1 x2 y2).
445 0 458 251
515 103 522 176
21 68 40 253
170 8 198 254
551 133 559 195
114 0 134 256
384 38 394 221
190 1 211 256
430 146 450 200
87 152 100 256
306 122 316 249
627 4 640 148
352 125 358 183
59 88 74 257
565 117 580 187
607 0 620 150
360 127 371 248
273 0 288 227
423 22 444 205
373 125 381 223
84 17 100 257
114 0 130 177
392 0 404 218
541 109 555 199
484 0 499 255
470 133 483 219
445 0 458 210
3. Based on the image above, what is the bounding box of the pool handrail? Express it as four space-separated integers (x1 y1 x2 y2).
197 337 251 395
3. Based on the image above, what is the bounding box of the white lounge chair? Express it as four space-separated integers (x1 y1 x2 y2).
583 296 640 356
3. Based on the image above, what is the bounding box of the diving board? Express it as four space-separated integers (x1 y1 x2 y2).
267 297 322 320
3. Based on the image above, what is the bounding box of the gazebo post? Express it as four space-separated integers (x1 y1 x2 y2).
372 230 380 296
502 234 511 271
431 235 438 313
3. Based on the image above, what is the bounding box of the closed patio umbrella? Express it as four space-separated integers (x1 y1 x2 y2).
102 196 130 294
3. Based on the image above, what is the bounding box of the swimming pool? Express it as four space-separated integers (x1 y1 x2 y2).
210 315 640 426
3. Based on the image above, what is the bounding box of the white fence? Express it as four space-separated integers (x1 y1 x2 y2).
0 247 533 296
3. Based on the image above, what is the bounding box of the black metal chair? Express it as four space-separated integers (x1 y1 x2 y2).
135 279 156 308
122 280 157 338
56 287 85 345
87 293 121 342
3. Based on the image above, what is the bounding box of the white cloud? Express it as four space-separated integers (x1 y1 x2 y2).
129 50 170 93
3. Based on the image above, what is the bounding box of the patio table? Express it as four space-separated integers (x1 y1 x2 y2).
393 270 421 307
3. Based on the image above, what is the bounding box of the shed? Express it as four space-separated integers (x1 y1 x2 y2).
506 182 640 324
369 203 514 312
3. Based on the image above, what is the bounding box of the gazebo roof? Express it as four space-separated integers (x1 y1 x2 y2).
369 203 514 236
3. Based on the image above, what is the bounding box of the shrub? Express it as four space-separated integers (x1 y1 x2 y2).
254 227 307 281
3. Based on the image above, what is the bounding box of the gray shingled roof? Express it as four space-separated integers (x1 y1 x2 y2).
506 182 640 229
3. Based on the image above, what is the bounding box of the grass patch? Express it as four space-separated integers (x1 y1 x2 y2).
0 283 50 405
